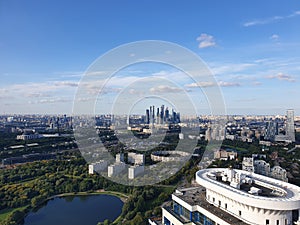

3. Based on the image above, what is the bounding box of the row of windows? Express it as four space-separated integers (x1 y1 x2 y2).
172 201 216 225
207 195 288 225
266 219 287 225
208 195 288 225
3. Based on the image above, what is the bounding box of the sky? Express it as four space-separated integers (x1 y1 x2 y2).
0 0 300 115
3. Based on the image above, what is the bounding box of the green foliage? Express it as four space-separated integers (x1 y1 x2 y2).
1 209 25 225
103 219 111 225
130 212 144 225
0 147 206 224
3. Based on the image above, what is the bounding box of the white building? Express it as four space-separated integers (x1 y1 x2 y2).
254 159 270 176
286 109 295 142
128 165 144 179
16 133 41 140
271 166 288 182
242 157 287 182
88 160 108 174
151 151 190 162
128 152 145 165
116 153 124 163
151 168 300 225
107 162 125 177
242 157 254 172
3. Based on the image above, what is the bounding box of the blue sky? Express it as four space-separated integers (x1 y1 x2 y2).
0 0 300 115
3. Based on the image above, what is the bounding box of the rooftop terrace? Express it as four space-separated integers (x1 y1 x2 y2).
173 186 249 225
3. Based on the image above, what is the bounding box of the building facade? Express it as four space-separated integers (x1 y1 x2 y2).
88 160 108 174
151 168 300 225
286 109 295 142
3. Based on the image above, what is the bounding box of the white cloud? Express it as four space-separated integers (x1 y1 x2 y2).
218 81 241 87
236 98 257 102
196 33 216 48
185 81 240 88
253 81 262 86
244 16 283 27
28 98 71 104
54 81 78 87
244 10 300 27
288 10 300 17
55 71 84 78
267 73 296 82
25 92 51 98
211 63 255 75
185 82 215 88
149 85 183 93
0 88 9 95
128 89 145 95
270 34 279 41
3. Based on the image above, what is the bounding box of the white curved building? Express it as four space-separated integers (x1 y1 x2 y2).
152 168 300 225
197 168 300 225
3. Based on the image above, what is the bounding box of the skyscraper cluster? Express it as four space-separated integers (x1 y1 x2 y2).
145 105 180 125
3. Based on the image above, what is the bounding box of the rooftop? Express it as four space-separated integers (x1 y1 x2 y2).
196 168 300 210
173 186 249 225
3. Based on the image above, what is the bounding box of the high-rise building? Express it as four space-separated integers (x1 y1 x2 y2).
145 109 150 124
286 109 295 142
165 107 169 121
152 105 155 124
160 105 165 124
150 168 300 225
265 121 278 141
88 160 108 174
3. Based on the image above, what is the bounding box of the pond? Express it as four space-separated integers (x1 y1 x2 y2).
23 194 123 225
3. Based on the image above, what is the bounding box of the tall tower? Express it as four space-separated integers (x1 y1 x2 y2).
265 121 278 141
286 109 295 142
165 107 169 122
145 109 150 124
152 105 155 125
160 105 164 124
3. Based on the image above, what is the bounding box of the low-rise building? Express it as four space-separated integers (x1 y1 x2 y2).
242 157 288 182
128 152 145 165
214 148 237 161
271 165 288 182
242 157 254 172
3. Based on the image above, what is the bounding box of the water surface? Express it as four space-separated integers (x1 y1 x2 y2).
24 195 123 225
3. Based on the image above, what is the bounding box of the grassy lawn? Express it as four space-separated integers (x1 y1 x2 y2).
0 206 28 223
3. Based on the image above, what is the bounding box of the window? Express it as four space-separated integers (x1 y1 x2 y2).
213 197 215 202
218 200 221 207
239 211 242 216
225 203 227 209
277 220 279 225
266 219 269 225
164 217 170 225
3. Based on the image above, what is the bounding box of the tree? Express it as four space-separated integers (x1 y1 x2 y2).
158 192 168 202
134 196 146 212
103 219 111 225
31 195 45 208
130 212 144 225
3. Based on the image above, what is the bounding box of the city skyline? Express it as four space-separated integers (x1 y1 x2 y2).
1 1 300 115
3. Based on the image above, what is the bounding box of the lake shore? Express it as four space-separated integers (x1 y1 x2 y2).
0 190 127 225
